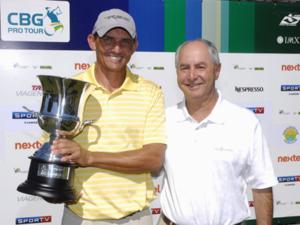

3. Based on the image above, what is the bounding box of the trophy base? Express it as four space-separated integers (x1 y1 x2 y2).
17 157 77 204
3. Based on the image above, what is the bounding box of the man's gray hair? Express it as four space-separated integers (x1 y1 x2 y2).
175 38 220 67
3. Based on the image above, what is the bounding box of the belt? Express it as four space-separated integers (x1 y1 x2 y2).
162 214 243 225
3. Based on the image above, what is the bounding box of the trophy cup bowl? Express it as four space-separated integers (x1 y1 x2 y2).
17 75 94 203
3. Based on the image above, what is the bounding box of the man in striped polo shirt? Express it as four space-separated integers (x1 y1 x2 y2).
51 8 167 225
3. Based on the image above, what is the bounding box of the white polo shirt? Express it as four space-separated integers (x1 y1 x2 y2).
160 92 277 225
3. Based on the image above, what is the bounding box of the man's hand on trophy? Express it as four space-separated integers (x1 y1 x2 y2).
51 138 90 167
55 129 72 139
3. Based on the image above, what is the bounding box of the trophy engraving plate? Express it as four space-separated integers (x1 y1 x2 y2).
37 163 71 180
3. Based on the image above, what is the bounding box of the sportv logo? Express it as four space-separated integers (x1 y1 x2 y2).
12 111 38 124
151 208 161 215
247 107 264 114
281 85 300 95
12 112 38 119
281 85 300 92
278 176 300 183
16 216 51 224
1 0 69 42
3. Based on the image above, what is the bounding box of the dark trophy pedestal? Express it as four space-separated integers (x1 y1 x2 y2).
17 157 76 203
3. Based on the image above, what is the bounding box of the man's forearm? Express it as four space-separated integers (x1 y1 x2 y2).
86 143 166 173
252 187 273 225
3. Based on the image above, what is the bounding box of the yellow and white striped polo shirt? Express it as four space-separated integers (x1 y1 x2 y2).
69 63 166 220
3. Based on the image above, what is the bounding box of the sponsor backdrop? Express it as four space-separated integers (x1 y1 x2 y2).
0 0 300 225
1 0 300 53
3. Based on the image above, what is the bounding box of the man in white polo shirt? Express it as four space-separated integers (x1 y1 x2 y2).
159 39 277 225
50 8 166 225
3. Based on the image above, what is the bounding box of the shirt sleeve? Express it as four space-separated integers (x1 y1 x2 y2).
143 85 167 145
245 120 278 189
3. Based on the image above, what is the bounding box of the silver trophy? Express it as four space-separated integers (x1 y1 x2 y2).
17 75 94 203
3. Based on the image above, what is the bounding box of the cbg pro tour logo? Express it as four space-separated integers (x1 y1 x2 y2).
1 0 70 42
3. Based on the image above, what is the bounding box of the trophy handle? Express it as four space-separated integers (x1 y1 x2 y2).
54 120 94 139
78 120 94 133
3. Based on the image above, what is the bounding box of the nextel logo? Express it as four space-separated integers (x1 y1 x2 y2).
16 216 51 224
15 141 42 150
74 63 91 71
281 64 300 71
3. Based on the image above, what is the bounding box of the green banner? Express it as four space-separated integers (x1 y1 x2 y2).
255 2 300 53
228 1 255 53
226 1 300 53
164 0 186 52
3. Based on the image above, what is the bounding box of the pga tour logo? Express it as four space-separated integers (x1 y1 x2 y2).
1 0 70 42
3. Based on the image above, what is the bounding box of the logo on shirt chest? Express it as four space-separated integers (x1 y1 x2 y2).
214 147 234 152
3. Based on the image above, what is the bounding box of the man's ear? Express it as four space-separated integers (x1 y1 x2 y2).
215 63 221 80
87 34 96 50
133 38 139 51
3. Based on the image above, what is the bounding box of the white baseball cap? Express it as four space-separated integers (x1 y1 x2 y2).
92 8 136 39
